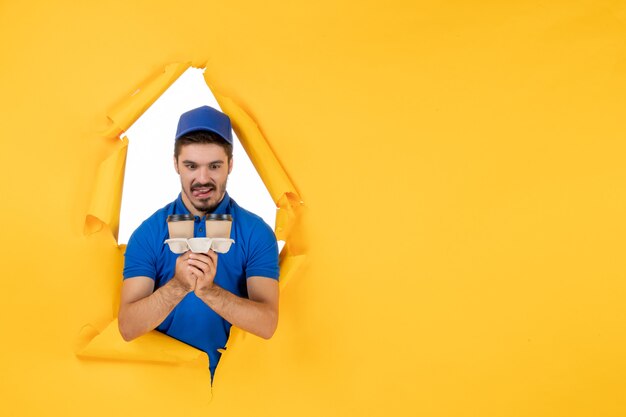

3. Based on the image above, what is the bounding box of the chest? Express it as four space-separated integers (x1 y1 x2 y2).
154 233 249 298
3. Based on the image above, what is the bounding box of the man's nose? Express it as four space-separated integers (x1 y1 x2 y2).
197 166 211 184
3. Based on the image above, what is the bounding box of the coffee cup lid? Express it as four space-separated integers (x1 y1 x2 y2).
206 213 233 221
167 214 195 222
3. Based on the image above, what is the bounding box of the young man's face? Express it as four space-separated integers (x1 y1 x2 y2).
174 143 233 216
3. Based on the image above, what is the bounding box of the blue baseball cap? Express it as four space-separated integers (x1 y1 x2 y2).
175 105 233 144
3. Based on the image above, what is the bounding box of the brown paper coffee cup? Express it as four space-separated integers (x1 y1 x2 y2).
167 214 195 238
205 213 232 238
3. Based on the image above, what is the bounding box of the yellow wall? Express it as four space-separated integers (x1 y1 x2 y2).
1 1 626 416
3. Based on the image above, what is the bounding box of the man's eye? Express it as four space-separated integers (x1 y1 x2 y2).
210 164 221 170
186 164 196 170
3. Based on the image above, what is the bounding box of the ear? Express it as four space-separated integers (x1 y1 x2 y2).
173 155 180 174
228 157 233 174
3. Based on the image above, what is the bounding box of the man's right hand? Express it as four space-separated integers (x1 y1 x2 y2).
170 251 197 293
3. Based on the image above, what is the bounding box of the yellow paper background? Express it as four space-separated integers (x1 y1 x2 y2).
1 1 626 416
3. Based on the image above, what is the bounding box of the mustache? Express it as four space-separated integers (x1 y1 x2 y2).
191 182 216 191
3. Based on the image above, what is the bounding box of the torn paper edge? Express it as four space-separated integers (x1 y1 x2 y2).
78 64 307 385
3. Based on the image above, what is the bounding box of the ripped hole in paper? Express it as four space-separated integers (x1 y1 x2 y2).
118 67 282 253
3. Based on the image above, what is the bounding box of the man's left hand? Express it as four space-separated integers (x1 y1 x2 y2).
188 251 218 296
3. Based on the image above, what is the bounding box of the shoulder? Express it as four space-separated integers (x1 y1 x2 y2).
123 198 179 279
229 197 275 239
228 197 279 279
127 199 177 247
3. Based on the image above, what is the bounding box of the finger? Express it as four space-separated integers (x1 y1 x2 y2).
189 267 200 279
176 251 188 264
207 250 218 266
188 259 212 275
191 268 210 284
187 265 206 278
188 252 211 266
178 251 194 266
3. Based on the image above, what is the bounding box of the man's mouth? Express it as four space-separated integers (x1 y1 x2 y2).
191 186 215 198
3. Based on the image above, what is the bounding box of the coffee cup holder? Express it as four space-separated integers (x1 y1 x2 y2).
164 238 235 254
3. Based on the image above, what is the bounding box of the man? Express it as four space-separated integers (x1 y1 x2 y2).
118 105 280 379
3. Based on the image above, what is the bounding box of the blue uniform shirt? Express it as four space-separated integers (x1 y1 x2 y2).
123 192 280 376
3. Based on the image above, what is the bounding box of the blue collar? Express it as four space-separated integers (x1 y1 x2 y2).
174 191 231 219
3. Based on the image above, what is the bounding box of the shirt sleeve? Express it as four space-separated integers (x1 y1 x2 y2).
123 221 158 280
245 220 280 280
